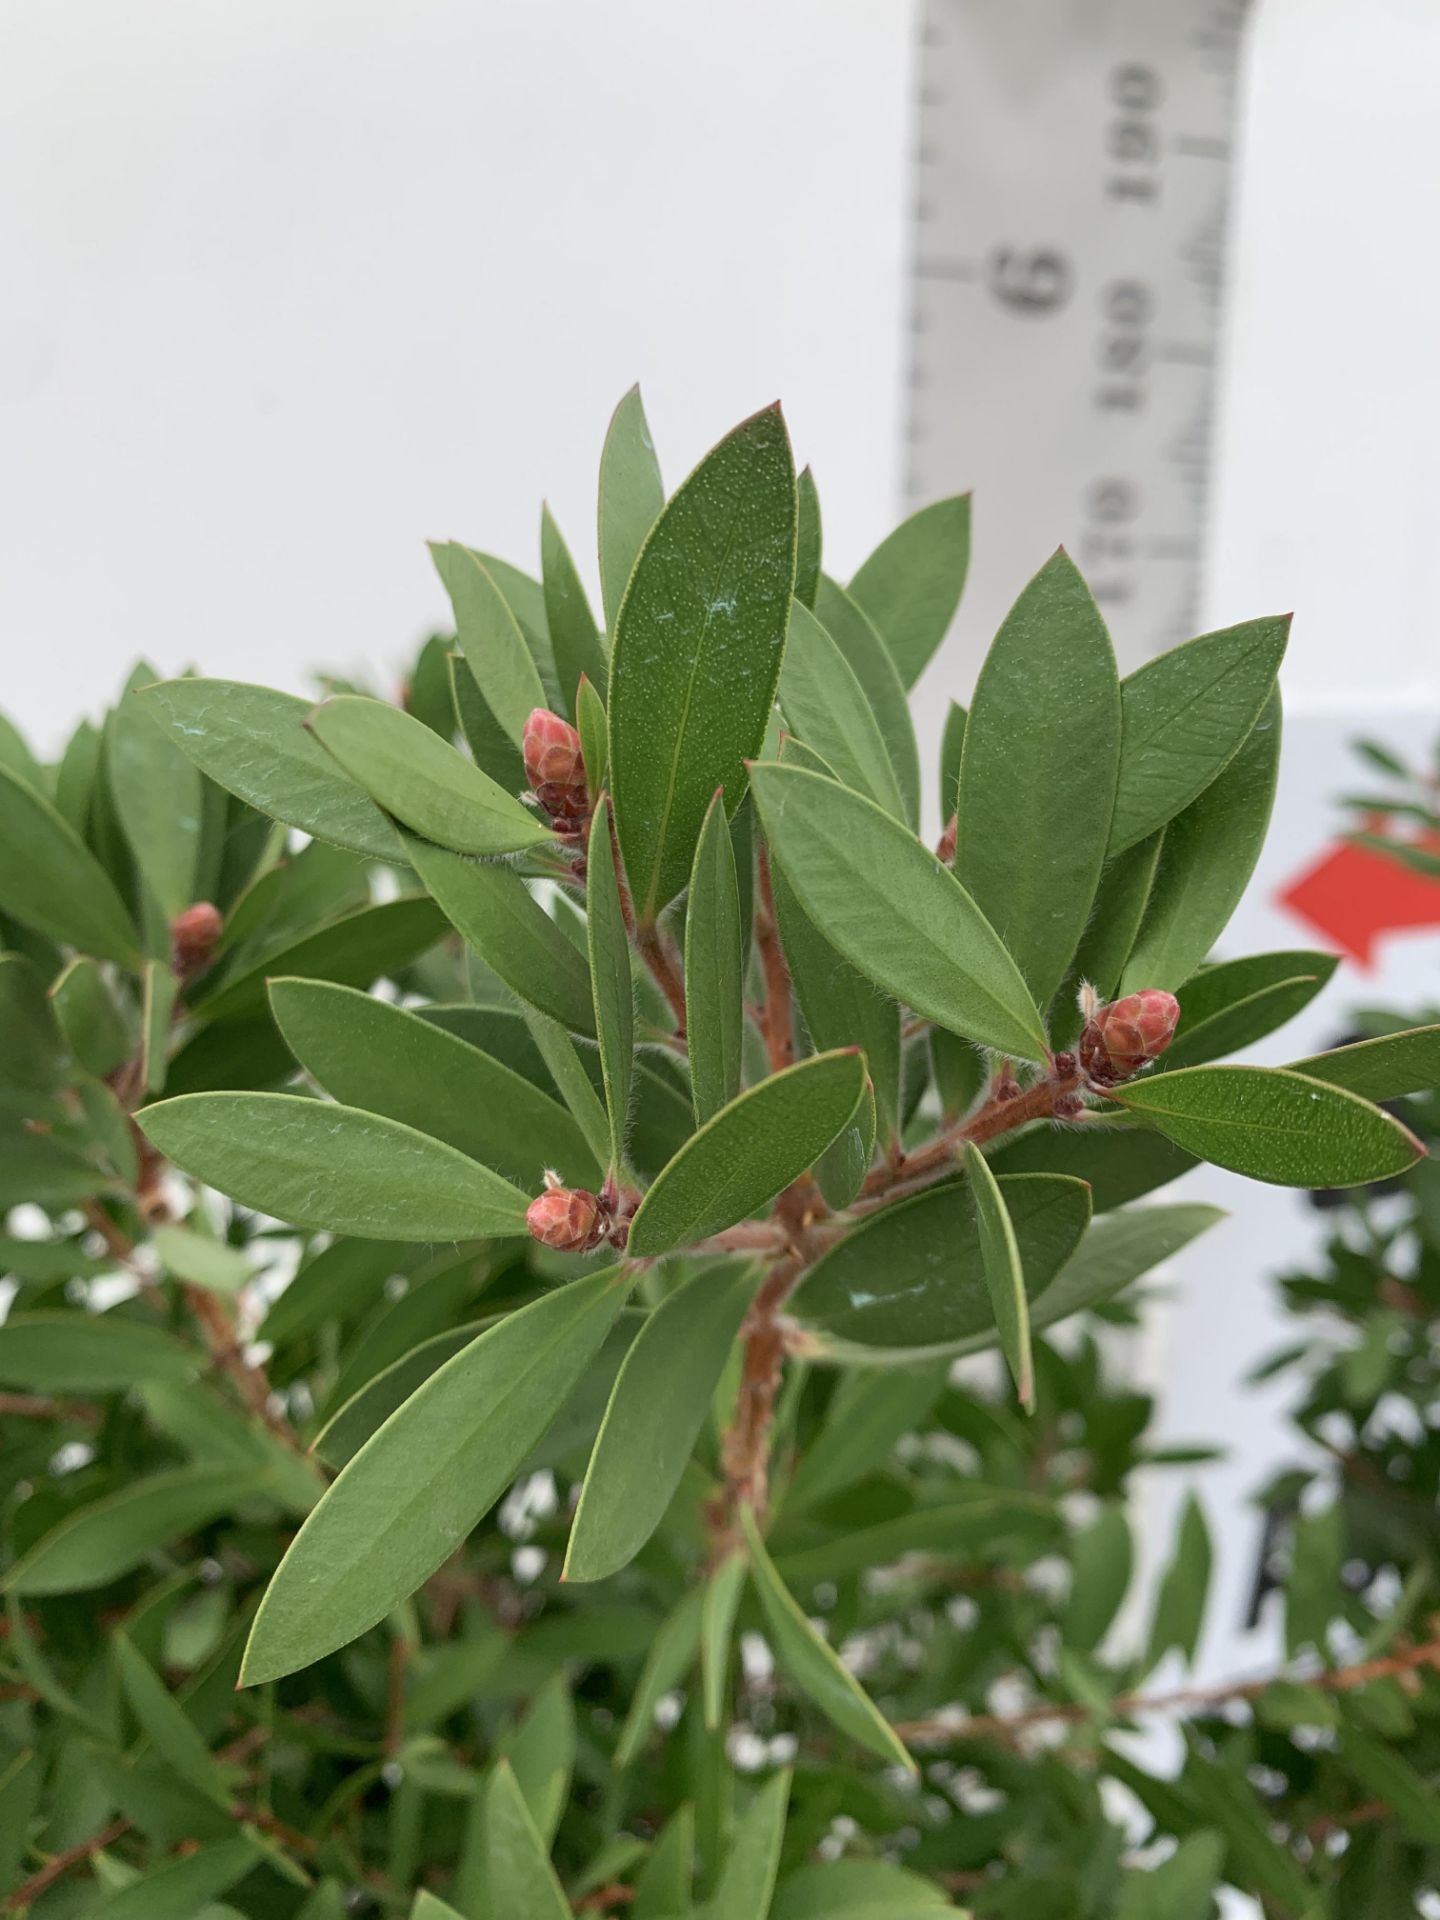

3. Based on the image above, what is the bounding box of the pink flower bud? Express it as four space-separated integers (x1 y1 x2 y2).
170 902 223 982
522 708 589 829
1078 988 1180 1088
526 1184 605 1252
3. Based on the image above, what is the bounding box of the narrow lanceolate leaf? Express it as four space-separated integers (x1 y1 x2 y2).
575 673 608 797
113 1632 228 1805
1335 1724 1440 1845
609 405 797 923
794 464 823 609
633 1806 695 1918
483 1762 572 1920
615 1585 706 1767
939 699 967 820
956 551 1122 1006
194 896 448 1024
522 1008 613 1174
91 1838 261 1919
1288 1025 1440 1101
1051 831 1164 1048
791 1173 1091 1361
142 679 404 862
431 542 546 749
963 1142 1033 1411
685 790 745 1124
1161 949 1338 1072
566 1262 759 1581
1108 615 1290 856
702 1548 748 1729
991 1120 1197 1211
50 956 131 1079
109 679 204 918
627 1050 865 1257
306 695 552 856
1121 686 1281 994
3 1465 264 1596
742 1508 914 1771
707 1767 792 1920
268 978 601 1189
586 799 634 1172
848 493 971 689
138 1092 530 1239
0 764 141 965
405 835 596 1035
541 505 607 708
1014 1203 1224 1344
779 599 906 818
751 762 1048 1062
813 575 921 825
1112 1064 1423 1188
1145 1491 1212 1670
241 1265 635 1683
0 1314 198 1394
0 953 71 1112
598 384 665 631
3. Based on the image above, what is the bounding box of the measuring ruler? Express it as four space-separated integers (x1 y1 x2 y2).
903 0 1252 736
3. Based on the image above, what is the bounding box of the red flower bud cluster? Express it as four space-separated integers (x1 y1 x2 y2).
523 708 590 834
1078 988 1180 1089
526 1179 609 1253
170 902 223 983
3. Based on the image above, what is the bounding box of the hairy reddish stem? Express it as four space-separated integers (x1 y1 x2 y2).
754 845 793 1074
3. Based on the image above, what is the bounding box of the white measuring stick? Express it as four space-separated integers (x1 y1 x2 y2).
903 0 1252 739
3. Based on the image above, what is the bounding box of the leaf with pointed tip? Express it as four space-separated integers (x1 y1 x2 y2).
1005 1203 1224 1347
628 1050 865 1257
609 405 796 923
405 835 595 1034
615 1585 706 1767
194 896 447 1024
1160 950 1338 1072
0 764 142 965
138 1091 530 1239
599 385 665 631
306 695 550 856
1064 1505 1132 1654
709 1767 792 1920
541 506 607 710
812 575 920 825
431 543 546 750
849 494 971 689
957 551 1121 1006
963 1142 1033 1410
794 465 822 609
685 790 745 1125
113 1631 229 1804
586 799 635 1172
1108 615 1289 856
780 599 906 818
773 1492 1055 1587
939 700 966 821
241 1265 634 1683
1288 1025 1440 1101
575 672 608 799
109 679 204 918
0 1313 199 1394
269 978 599 1189
771 1860 953 1918
520 1007 613 1173
1144 1491 1211 1670
751 762 1047 1062
566 1262 758 1581
791 1173 1090 1361
481 1760 571 1916
1051 831 1165 1048
90 1837 261 1919
743 1507 913 1771
1112 1064 1423 1187
1121 687 1281 993
702 1548 748 1731
633 1804 695 1918
143 679 404 861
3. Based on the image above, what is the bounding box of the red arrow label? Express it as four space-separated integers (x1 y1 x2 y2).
1276 834 1440 967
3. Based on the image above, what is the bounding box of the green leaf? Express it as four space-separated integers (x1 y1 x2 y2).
1288 1024 1440 1101
566 1263 759 1581
49 956 131 1079
500 1672 575 1848
0 953 71 1113
195 895 447 1023
586 798 635 1172
956 551 1121 1006
269 978 599 1190
1179 1754 1316 1914
108 678 204 918
779 600 906 818
404 835 596 1035
1064 1504 1132 1652
1013 1204 1225 1344
412 1895 466 1920
431 543 546 750
1051 831 1164 1047
598 384 665 630
241 1265 634 1683
143 678 404 862
790 1173 1091 1360
575 672 608 797
773 1492 1055 1588
1120 686 1281 993
1144 1491 1211 1669
702 1548 748 1730
812 575 920 826
0 1124 118 1207
1335 1722 1440 1845
1161 949 1338 1071
685 790 745 1125
141 959 178 1093
708 1768 791 1920
4 1465 264 1596
0 1749 40 1896
794 465 822 610
1114 1835 1225 1920
0 1313 199 1393
615 1585 706 1767
772 1859 952 1918
783 1366 948 1514
1109 615 1289 855
751 762 1047 1062
521 1007 613 1173
112 1632 228 1804
150 1223 255 1294
1111 1064 1423 1188
989 1120 1196 1211
848 494 971 690
312 1319 490 1469
305 695 551 856
963 1141 1034 1410
633 1804 695 1918
1285 1503 1341 1657
541 505 607 708
743 1507 914 1771
814 1075 876 1209
91 1838 260 1919
939 700 966 821
628 1049 865 1257
138 1091 530 1239
0 764 141 965
481 1760 571 1918
609 404 796 922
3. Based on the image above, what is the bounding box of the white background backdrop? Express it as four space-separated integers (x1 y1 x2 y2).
5 0 1440 1803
